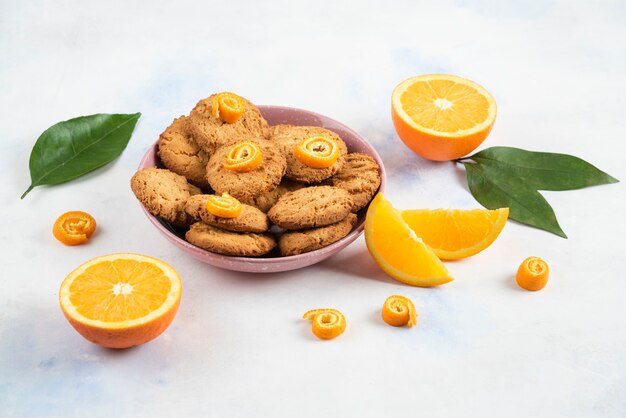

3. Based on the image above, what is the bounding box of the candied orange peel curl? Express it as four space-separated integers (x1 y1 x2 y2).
223 141 263 172
205 193 242 218
52 211 97 246
212 92 245 124
303 308 346 340
294 135 340 169
516 256 549 291
382 295 417 327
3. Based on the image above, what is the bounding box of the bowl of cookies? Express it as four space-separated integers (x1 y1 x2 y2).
131 92 386 273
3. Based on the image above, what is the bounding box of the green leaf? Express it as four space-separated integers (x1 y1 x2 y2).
22 113 141 198
462 146 618 191
464 162 567 238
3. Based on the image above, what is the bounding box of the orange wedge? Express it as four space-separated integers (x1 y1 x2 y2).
59 253 182 349
364 194 453 287
391 74 497 161
402 208 508 260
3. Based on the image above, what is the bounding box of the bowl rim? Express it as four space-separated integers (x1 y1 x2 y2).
137 104 387 266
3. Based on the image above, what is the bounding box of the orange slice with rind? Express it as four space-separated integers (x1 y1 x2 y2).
401 207 508 260
59 253 182 349
364 193 453 287
392 74 497 161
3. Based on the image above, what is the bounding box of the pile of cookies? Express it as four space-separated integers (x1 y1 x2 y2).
131 92 381 257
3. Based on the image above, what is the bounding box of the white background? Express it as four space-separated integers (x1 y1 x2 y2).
1 1 625 417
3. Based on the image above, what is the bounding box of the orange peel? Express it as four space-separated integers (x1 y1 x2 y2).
212 92 245 124
303 308 346 340
516 256 549 291
223 141 263 172
293 135 339 168
52 211 97 246
205 193 242 218
382 295 417 327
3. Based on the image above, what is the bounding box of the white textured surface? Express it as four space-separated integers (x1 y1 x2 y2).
1 1 626 417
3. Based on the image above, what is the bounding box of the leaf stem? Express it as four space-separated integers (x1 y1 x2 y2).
21 185 34 199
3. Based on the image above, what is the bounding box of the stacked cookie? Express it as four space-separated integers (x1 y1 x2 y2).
131 92 381 257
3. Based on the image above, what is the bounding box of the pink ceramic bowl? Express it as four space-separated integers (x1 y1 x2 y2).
137 105 386 273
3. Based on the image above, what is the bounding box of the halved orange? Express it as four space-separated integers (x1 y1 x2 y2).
402 208 508 260
59 253 182 349
364 193 453 287
391 74 497 161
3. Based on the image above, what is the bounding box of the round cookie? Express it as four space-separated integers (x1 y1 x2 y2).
130 168 202 227
185 222 276 257
157 116 210 189
268 186 353 230
323 153 381 212
269 124 348 184
183 195 269 233
241 179 304 213
188 94 269 155
279 213 358 256
206 138 287 202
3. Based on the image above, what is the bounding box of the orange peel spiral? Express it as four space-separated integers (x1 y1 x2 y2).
205 193 242 218
212 92 245 124
381 295 417 327
516 256 549 291
293 135 340 168
223 141 263 172
52 211 97 246
303 308 346 340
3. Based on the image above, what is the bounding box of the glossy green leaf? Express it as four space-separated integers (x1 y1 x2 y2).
22 113 141 198
462 146 618 191
464 163 567 238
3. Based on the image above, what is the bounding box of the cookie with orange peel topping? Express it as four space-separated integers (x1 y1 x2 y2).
269 124 347 183
184 194 269 233
188 93 269 155
205 138 286 202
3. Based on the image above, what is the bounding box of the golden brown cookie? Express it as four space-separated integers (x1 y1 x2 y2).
130 168 202 227
323 153 381 212
205 138 287 202
269 125 348 184
268 186 353 230
278 213 358 256
157 116 210 189
183 195 269 233
188 94 269 154
241 179 304 213
185 222 276 256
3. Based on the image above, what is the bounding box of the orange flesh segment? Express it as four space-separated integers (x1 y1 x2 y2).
212 92 245 124
206 193 242 218
69 259 171 322
223 141 263 172
293 136 340 168
400 79 491 133
401 208 508 260
365 194 453 287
